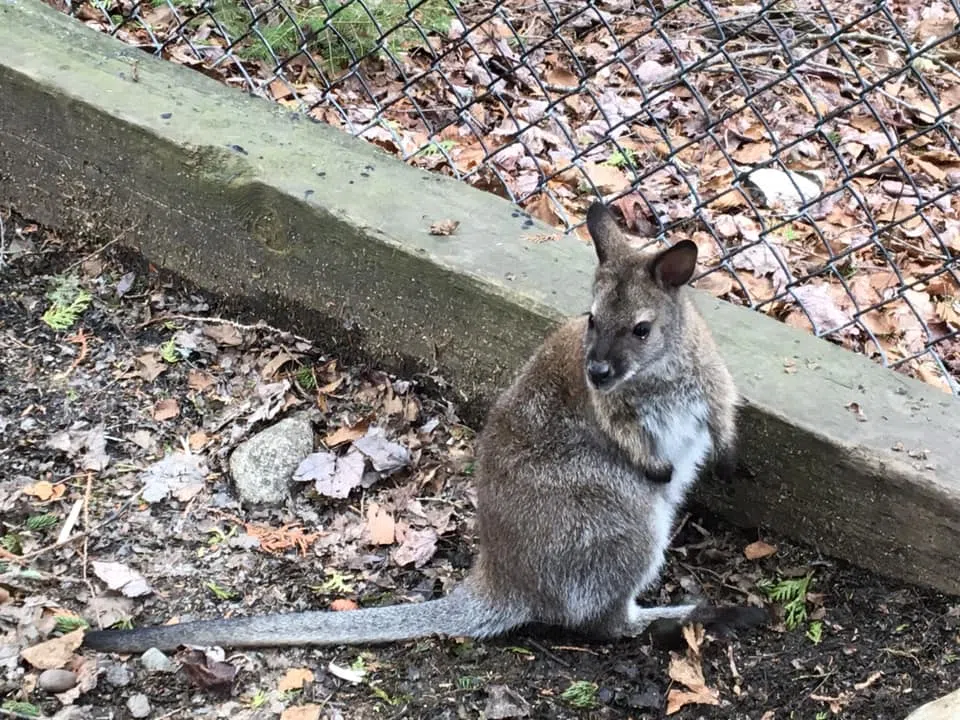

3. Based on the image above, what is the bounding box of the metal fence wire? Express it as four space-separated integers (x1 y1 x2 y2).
61 0 960 394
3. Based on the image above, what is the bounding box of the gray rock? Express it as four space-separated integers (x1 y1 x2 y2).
229 414 314 506
127 692 151 718
140 647 174 673
905 688 960 719
484 684 530 719
105 662 133 686
37 668 78 693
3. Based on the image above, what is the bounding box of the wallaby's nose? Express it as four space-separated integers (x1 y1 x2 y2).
587 360 613 387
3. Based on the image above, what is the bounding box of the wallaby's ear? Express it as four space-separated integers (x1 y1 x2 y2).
586 202 624 264
651 240 698 288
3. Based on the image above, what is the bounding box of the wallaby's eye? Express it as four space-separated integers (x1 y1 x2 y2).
633 321 652 339
587 313 595 330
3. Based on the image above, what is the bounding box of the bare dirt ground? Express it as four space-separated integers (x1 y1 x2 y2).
0 209 957 719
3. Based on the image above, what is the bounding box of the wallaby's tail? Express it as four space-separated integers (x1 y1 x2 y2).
83 586 520 653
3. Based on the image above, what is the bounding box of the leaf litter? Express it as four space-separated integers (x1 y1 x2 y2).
60 0 960 394
0 212 957 717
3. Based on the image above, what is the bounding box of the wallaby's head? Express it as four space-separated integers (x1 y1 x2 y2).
583 202 698 393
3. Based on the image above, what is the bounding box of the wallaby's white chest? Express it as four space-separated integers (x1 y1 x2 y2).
642 398 713 509
636 398 713 591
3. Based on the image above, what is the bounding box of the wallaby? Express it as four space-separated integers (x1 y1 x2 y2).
83 202 762 654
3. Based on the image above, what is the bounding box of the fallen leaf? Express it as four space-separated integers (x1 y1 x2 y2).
732 140 773 165
202 323 243 346
666 687 720 714
178 647 238 691
429 219 460 235
281 706 322 720
666 652 720 714
324 423 368 447
295 449 365 499
330 598 359 611
788 283 855 335
91 561 153 598
139 452 208 504
153 398 180 421
22 480 65 502
583 162 631 193
20 629 84 670
392 526 438 568
744 540 778 560
366 503 396 545
136 352 167 382
354 426 411 474
278 668 315 692
262 351 295 380
188 431 210 450
484 684 531 718
187 369 215 392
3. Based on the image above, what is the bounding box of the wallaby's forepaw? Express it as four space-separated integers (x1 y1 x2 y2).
646 462 674 484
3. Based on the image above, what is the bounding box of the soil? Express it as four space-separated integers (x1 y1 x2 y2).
0 209 957 720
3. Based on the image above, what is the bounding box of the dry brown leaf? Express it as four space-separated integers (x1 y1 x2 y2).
20 629 84 670
187 369 215 392
262 351 295 380
936 299 960 326
22 480 65 502
744 540 777 560
666 687 721 714
188 431 210 450
524 194 563 227
731 140 772 164
324 422 368 447
666 651 720 714
681 623 705 657
153 398 180 421
278 668 315 692
583 162 631 193
429 219 460 236
366 503 396 546
280 705 323 720
668 652 707 689
203 323 243 346
392 526 438 568
330 598 358 612
136 352 166 382
693 272 734 298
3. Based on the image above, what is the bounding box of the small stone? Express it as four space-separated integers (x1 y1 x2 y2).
229 414 314 505
127 692 151 718
140 647 174 673
597 687 614 704
105 663 133 686
38 668 78 693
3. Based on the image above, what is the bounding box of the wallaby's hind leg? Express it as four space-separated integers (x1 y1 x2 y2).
625 602 699 637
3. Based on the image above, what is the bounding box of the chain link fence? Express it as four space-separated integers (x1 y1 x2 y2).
59 0 960 394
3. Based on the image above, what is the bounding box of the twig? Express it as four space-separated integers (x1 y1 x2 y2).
9 494 139 563
56 327 91 380
62 222 136 274
524 638 573 668
0 212 7 268
81 472 96 599
135 313 314 344
57 498 84 544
